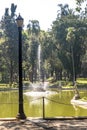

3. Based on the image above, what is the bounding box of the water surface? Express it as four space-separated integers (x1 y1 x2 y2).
0 90 87 118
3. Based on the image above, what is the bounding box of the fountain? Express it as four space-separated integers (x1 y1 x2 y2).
24 43 87 114
24 81 52 97
24 44 56 97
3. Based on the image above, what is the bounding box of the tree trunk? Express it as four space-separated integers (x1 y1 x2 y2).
10 60 13 86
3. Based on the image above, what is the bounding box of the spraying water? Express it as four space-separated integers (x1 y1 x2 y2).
24 44 54 97
37 44 41 81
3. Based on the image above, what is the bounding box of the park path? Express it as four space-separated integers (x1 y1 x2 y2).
0 118 87 129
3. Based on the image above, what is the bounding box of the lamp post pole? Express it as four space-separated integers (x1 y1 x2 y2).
16 14 26 120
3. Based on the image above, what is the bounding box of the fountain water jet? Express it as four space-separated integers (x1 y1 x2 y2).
37 44 41 82
24 82 57 97
24 44 58 98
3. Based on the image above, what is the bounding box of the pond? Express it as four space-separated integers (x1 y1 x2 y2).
0 89 87 118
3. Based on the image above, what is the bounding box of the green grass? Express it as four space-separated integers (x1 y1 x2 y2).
0 83 18 88
0 84 8 88
0 78 87 89
77 78 87 84
80 97 87 102
48 77 87 89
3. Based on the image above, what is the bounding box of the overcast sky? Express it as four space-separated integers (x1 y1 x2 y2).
0 0 76 30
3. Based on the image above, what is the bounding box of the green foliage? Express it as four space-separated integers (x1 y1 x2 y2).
52 4 87 82
27 20 40 82
0 4 18 83
0 2 87 85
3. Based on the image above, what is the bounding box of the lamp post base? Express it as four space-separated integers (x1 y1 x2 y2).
16 113 26 120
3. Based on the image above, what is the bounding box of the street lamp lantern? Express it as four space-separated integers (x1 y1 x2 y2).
16 14 24 27
16 14 26 120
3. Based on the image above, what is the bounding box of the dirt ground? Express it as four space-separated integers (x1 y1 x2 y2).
0 118 87 130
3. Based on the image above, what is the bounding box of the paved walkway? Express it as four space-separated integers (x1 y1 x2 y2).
0 118 87 129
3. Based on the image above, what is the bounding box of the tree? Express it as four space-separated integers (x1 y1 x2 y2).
41 30 63 80
52 4 87 81
22 31 30 81
27 20 40 82
0 3 18 84
58 4 69 17
66 27 76 84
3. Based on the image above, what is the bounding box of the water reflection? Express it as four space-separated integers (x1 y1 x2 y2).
24 90 87 117
0 90 87 117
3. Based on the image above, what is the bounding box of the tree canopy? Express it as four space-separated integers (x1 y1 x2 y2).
0 2 87 84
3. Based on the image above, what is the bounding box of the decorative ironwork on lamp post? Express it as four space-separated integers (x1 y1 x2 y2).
16 14 26 119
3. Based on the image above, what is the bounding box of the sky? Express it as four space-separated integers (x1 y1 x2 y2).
0 0 76 30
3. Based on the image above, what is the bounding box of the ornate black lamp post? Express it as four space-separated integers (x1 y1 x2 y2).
16 14 26 119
